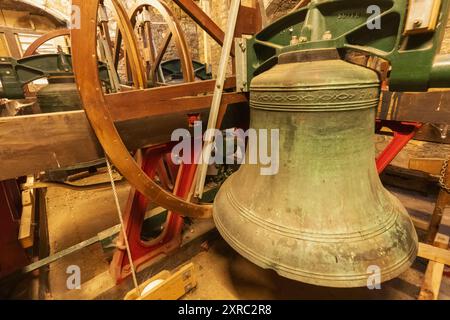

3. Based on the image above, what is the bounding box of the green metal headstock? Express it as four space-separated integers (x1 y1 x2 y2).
0 54 110 99
245 0 450 91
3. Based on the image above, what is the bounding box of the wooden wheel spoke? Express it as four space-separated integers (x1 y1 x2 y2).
72 0 239 218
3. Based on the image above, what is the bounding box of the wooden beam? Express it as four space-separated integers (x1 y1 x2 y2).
418 261 445 300
418 242 450 265
0 109 210 180
3 29 21 58
18 176 35 249
124 263 196 300
105 77 236 111
411 216 430 231
378 91 450 124
2 88 450 180
235 5 262 37
414 124 450 144
108 92 246 122
172 0 228 51
418 233 449 300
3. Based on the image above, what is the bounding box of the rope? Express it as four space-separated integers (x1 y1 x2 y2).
105 156 141 296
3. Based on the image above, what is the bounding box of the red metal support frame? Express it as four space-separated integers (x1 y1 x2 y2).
376 120 423 174
0 180 29 279
110 143 200 283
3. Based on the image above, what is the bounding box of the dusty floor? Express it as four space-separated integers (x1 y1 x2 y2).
45 170 127 298
184 238 447 300
42 171 450 300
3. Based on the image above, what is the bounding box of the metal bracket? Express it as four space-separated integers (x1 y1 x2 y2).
235 37 249 92
245 0 450 92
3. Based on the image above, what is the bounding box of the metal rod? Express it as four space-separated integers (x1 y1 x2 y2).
195 0 241 198
22 225 121 274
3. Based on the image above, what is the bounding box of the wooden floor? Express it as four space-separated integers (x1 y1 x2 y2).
34 173 450 300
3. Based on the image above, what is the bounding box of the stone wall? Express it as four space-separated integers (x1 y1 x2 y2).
28 0 450 67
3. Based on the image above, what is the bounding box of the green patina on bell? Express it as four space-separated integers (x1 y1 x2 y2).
213 50 417 288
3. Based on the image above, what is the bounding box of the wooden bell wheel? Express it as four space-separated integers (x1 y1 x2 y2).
116 0 195 85
23 29 71 57
112 0 204 280
71 0 213 218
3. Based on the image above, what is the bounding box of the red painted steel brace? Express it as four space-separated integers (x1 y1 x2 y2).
110 144 199 283
376 120 423 174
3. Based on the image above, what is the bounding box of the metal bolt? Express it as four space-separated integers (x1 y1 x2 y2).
182 271 191 281
299 36 308 43
290 35 299 46
432 124 449 139
413 19 422 28
184 283 194 293
5 71 10 75
322 31 332 40
239 41 246 52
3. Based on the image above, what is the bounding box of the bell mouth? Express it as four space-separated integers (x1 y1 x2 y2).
213 175 418 288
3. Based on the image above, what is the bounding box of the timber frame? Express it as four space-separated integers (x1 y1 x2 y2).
1 0 449 182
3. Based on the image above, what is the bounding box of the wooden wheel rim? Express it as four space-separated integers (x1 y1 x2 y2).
71 0 212 218
127 0 195 83
23 29 71 57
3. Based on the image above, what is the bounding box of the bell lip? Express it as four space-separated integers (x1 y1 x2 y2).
222 175 400 242
213 174 419 288
214 211 418 288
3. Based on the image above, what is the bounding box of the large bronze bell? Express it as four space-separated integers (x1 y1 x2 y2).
213 50 418 288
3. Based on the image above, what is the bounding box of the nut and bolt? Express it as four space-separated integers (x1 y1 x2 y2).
290 35 300 45
413 19 422 28
239 41 246 52
299 36 308 43
322 31 332 40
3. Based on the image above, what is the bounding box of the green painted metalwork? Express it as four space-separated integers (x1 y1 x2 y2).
245 0 450 92
0 54 110 99
161 59 212 81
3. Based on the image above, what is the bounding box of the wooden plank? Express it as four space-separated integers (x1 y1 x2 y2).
409 158 445 175
109 92 246 122
124 263 196 300
0 109 210 180
1 88 450 180
172 0 227 50
414 124 450 144
418 236 449 300
105 77 237 116
378 91 450 124
18 176 35 249
235 6 261 37
418 261 445 300
3 29 21 58
411 216 430 231
418 242 450 265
